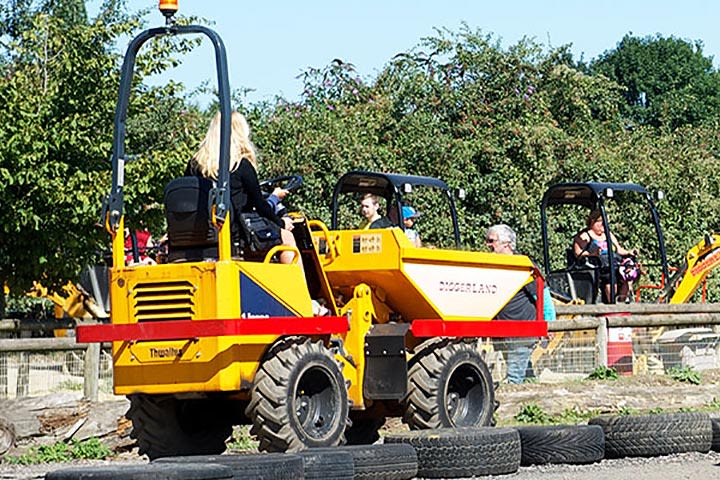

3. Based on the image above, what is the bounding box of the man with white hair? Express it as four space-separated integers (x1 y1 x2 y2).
486 224 541 384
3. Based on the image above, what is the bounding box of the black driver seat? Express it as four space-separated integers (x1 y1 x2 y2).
164 176 220 262
566 248 599 304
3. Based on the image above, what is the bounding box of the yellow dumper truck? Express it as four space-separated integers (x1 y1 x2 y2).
76 4 546 459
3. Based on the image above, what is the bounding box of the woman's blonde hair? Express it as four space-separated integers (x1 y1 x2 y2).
190 111 257 179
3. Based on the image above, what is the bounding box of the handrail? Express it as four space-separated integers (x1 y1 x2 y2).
263 245 300 264
308 219 339 265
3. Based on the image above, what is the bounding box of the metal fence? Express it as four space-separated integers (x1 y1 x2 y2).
0 338 112 401
1 303 719 401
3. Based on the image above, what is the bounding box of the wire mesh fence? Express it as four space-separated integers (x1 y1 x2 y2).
0 348 114 399
0 322 718 398
491 324 720 383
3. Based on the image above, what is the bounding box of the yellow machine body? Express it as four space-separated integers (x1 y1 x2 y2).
109 257 311 396
315 227 536 322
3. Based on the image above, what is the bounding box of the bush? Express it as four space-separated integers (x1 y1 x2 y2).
668 366 701 385
587 366 620 380
3 438 112 465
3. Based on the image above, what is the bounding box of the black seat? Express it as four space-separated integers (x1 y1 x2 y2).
565 248 599 304
164 176 219 262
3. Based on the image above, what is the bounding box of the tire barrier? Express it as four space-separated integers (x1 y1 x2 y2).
516 424 605 465
298 444 417 480
589 412 712 458
46 463 234 480
385 427 520 478
295 449 355 480
154 453 304 479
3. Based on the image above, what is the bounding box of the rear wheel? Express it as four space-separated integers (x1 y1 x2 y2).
404 338 494 430
246 338 349 452
126 394 232 460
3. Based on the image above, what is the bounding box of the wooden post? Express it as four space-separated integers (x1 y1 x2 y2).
83 343 100 402
16 352 29 397
0 354 6 398
596 317 608 368
15 330 31 397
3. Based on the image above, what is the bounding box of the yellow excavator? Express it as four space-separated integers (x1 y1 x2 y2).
657 232 720 303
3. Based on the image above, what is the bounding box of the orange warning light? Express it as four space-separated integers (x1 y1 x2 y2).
159 0 178 18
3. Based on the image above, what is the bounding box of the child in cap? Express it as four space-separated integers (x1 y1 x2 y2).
402 206 422 247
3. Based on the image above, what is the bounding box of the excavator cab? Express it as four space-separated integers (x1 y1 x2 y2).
540 182 669 304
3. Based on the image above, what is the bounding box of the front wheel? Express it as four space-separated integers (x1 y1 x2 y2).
404 338 495 430
246 338 349 452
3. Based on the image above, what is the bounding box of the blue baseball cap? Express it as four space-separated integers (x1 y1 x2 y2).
402 206 420 219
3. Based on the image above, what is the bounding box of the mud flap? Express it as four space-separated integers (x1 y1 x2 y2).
363 323 409 400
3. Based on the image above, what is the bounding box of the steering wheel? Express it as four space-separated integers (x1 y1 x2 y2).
258 175 303 217
259 175 303 194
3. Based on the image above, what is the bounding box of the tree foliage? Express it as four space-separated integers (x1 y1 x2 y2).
591 34 720 129
2 5 720 305
0 0 203 292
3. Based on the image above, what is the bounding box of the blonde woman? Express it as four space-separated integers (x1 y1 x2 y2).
187 111 300 268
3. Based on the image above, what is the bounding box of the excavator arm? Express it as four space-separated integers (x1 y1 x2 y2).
661 232 720 304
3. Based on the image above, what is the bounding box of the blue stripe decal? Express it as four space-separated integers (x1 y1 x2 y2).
240 272 295 318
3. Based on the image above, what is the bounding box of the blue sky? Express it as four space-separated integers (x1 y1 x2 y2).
119 0 720 105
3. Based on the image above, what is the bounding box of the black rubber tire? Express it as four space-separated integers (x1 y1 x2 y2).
126 394 233 460
345 411 386 445
404 338 495 430
0 416 15 455
295 449 355 480
516 424 605 465
589 412 712 458
711 417 720 452
46 463 234 480
246 338 349 452
385 427 520 478
154 453 304 479
298 444 417 480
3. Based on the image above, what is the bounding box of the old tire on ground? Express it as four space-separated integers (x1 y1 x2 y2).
300 444 417 480
296 449 355 480
404 338 494 430
126 394 233 460
0 416 15 456
46 463 234 480
711 417 720 451
154 453 304 479
385 427 520 478
246 338 349 452
516 424 605 465
589 412 712 458
345 410 386 445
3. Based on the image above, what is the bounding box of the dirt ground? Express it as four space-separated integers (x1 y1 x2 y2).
1 370 719 479
494 368 720 424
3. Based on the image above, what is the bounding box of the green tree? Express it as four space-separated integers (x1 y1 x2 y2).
591 34 720 129
0 0 203 293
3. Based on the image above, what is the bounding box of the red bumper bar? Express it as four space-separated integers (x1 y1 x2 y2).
411 319 548 338
76 316 349 343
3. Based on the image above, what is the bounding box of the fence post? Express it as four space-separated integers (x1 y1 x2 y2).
0 354 6 398
83 343 100 401
16 352 29 397
596 317 608 368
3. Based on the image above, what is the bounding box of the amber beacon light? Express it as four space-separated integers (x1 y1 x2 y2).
159 0 179 19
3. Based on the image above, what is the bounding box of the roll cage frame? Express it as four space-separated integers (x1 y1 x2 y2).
540 182 669 303
330 170 462 248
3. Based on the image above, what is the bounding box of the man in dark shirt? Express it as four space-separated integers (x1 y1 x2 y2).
358 194 392 229
488 224 539 384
